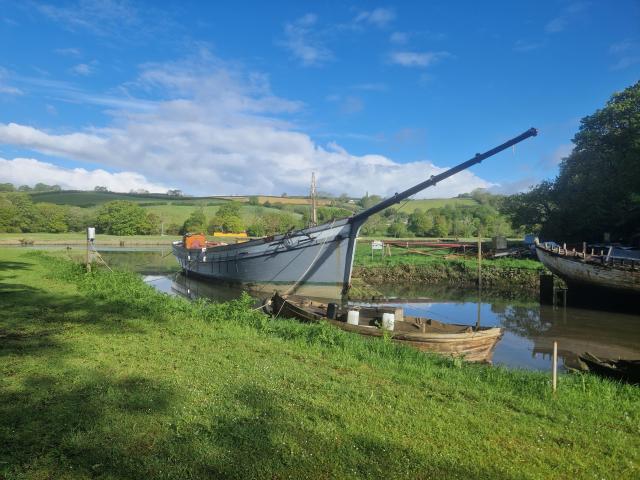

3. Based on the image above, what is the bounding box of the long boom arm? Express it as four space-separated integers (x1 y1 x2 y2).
350 128 538 223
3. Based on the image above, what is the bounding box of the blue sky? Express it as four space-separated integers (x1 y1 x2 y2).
0 1 638 196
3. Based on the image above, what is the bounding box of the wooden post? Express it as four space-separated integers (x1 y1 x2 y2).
86 238 91 272
552 341 558 393
540 274 554 305
477 232 482 289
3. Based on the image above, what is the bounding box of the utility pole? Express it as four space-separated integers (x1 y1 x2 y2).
310 172 317 226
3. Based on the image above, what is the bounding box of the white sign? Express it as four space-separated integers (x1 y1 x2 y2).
371 240 384 250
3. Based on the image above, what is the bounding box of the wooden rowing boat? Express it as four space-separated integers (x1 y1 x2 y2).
269 293 503 363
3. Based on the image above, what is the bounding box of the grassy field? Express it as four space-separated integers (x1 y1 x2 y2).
144 204 300 226
395 197 478 212
1 248 638 479
354 242 542 270
0 233 181 245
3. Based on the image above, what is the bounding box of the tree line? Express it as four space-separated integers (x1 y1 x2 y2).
500 81 640 243
0 195 159 235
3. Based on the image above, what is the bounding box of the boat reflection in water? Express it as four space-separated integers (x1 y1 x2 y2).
523 305 639 370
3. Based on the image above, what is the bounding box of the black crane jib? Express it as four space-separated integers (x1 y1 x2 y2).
350 127 538 223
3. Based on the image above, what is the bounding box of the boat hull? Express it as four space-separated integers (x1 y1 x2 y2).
535 245 640 296
270 294 503 363
173 219 357 298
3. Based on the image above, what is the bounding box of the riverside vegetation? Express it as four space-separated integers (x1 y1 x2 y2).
1 248 638 479
353 243 545 294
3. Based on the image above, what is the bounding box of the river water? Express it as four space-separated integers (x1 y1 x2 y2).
91 249 640 372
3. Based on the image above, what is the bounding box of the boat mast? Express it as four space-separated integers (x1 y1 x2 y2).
309 172 317 227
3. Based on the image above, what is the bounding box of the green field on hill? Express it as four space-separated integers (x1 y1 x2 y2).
395 197 478 212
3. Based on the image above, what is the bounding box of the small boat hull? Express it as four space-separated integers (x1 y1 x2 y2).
579 353 640 385
270 293 503 363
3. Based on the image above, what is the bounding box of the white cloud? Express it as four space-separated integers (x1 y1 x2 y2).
0 52 494 198
355 8 396 28
281 14 332 66
71 63 95 76
389 51 450 68
550 144 573 165
609 40 640 70
545 2 587 34
0 157 167 192
0 85 23 95
545 17 566 33
54 47 82 57
513 40 544 53
389 32 409 44
0 67 23 95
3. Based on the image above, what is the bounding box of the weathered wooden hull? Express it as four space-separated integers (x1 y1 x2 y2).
579 353 640 385
270 294 503 363
535 245 640 295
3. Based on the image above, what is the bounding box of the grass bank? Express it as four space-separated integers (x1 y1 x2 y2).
0 232 181 246
1 249 638 479
353 243 544 292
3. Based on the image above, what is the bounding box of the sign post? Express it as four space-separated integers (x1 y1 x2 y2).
371 240 384 260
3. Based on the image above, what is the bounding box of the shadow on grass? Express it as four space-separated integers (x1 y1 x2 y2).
0 260 31 272
0 371 177 478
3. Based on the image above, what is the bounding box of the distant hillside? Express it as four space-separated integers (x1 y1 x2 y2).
28 190 227 207
26 190 480 228
395 197 478 212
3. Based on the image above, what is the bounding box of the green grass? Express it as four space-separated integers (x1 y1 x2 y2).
395 197 478 213
1 248 638 479
354 242 542 270
0 233 180 245
145 204 300 226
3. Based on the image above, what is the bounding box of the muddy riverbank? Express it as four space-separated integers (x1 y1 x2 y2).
352 262 544 294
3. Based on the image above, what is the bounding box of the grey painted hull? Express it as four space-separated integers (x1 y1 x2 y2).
172 219 358 298
536 245 640 295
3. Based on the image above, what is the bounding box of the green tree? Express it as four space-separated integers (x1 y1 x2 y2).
34 203 68 233
96 201 156 235
387 221 408 238
246 218 266 237
0 183 15 192
502 81 640 241
248 196 260 206
183 208 207 234
0 195 20 232
434 215 450 237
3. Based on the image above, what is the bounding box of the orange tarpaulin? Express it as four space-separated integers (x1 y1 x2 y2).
183 233 207 249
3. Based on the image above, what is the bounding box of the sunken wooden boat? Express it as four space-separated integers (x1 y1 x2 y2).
535 242 640 297
269 293 503 363
578 352 640 385
173 129 537 298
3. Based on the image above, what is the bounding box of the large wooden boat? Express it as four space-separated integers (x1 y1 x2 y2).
269 293 503 363
535 242 640 296
172 129 537 298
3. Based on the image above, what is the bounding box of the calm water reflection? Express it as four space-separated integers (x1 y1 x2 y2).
95 248 640 372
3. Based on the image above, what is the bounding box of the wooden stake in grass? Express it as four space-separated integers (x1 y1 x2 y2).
477 232 482 289
552 341 558 393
